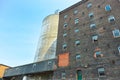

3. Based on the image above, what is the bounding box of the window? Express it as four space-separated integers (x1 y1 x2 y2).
76 54 81 60
75 40 80 46
63 43 67 49
105 5 111 11
108 15 115 22
87 3 92 8
98 67 105 77
90 24 96 29
118 46 120 53
89 12 94 18
95 51 101 57
75 18 79 24
92 35 98 42
63 23 68 28
82 12 85 16
98 5 101 8
61 72 66 79
112 29 120 38
63 33 67 37
64 15 68 19
33 64 36 68
74 10 78 14
48 61 52 65
75 29 79 33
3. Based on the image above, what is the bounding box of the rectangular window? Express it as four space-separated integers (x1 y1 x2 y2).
90 24 96 29
48 61 52 65
62 43 67 49
76 54 81 60
75 40 80 46
89 12 94 18
92 35 98 42
108 15 115 22
64 15 68 19
75 18 79 24
61 72 66 79
63 33 67 37
74 10 78 14
105 5 111 11
98 67 105 77
112 29 120 38
87 3 92 8
96 51 101 57
118 46 120 53
63 23 68 28
75 29 79 33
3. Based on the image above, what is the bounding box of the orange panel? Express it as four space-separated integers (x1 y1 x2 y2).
0 65 9 78
58 53 69 67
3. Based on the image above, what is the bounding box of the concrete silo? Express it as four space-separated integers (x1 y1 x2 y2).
34 13 59 62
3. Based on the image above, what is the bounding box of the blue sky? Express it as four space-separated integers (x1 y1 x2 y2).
0 0 80 67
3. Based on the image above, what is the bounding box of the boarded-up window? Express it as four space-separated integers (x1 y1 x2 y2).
58 53 69 67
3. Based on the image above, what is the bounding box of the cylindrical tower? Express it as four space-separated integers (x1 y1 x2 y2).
34 13 59 62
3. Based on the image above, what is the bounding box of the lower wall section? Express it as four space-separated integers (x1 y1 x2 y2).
3 71 53 80
53 64 120 80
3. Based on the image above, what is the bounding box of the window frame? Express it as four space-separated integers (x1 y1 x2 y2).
92 35 98 42
105 5 111 11
62 43 67 49
74 10 78 15
75 40 80 46
64 15 68 19
74 29 79 33
108 15 115 22
118 46 120 53
90 23 96 29
63 23 68 28
76 54 81 60
98 67 105 77
74 18 79 24
89 12 94 18
87 3 92 8
63 33 67 37
112 29 120 38
61 72 66 79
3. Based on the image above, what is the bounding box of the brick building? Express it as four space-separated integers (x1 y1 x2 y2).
54 0 120 80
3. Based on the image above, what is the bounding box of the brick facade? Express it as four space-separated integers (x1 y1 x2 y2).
54 0 120 80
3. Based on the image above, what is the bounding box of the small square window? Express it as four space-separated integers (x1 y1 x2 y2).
64 15 68 19
92 35 98 42
63 43 67 49
108 15 115 22
96 51 101 57
112 29 120 38
87 3 92 8
63 23 68 28
75 18 79 24
82 12 85 16
75 40 80 46
63 33 67 37
118 46 120 53
90 24 96 29
98 67 105 77
75 29 79 33
105 5 111 11
74 10 78 14
76 54 81 60
48 61 52 65
61 72 66 79
89 13 94 18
